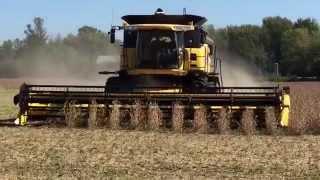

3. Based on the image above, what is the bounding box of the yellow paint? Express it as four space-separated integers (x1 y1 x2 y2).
123 44 213 75
208 106 259 110
28 103 57 107
127 69 186 76
186 44 213 73
28 103 91 108
145 89 181 93
19 114 27 126
280 94 290 127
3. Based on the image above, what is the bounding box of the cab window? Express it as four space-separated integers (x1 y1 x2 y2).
124 30 137 48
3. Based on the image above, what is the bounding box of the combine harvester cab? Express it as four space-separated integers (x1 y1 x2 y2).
11 9 290 134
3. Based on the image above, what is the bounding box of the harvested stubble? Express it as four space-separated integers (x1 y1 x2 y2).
64 101 83 128
241 109 256 135
194 105 208 133
217 107 231 134
3 128 320 179
172 102 184 133
109 101 121 130
147 103 162 130
130 101 147 130
265 107 278 135
88 100 107 129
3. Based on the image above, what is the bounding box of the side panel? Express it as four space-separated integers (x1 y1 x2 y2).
185 44 213 73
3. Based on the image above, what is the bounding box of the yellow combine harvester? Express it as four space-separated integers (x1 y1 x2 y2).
11 9 290 132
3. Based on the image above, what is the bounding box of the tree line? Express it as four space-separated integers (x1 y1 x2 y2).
0 17 118 77
1 16 320 79
206 17 320 79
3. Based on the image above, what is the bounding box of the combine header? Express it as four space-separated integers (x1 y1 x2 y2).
11 9 290 133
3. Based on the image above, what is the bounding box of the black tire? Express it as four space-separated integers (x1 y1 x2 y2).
106 77 130 93
184 71 217 93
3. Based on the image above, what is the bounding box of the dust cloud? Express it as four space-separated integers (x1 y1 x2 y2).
11 52 120 86
218 50 271 87
1 45 270 88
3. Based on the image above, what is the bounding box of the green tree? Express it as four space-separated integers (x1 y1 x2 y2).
308 31 320 77
281 28 312 76
222 25 268 69
24 17 48 49
64 26 110 58
294 18 319 33
0 40 14 60
262 17 293 64
63 26 118 76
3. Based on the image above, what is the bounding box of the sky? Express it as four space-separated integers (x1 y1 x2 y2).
1 0 320 42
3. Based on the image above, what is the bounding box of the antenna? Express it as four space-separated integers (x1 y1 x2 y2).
183 8 187 15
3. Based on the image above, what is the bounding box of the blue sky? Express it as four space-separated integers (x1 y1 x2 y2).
1 0 320 41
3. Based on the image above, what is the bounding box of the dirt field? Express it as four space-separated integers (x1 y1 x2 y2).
1 128 320 179
286 82 320 134
1 79 320 179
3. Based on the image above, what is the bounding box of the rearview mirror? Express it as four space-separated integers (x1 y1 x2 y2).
109 28 116 44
